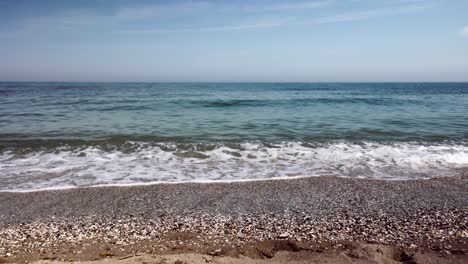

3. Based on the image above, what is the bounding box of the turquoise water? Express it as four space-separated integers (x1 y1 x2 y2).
1 82 468 191
1 82 468 141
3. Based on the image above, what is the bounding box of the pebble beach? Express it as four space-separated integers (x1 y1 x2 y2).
1 174 467 263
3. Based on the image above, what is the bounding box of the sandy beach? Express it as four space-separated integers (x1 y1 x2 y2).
0 174 467 263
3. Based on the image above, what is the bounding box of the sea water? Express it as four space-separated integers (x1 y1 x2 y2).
1 82 468 191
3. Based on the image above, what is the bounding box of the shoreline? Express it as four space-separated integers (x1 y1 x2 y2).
0 175 326 193
0 174 433 194
1 175 467 263
2 140 467 191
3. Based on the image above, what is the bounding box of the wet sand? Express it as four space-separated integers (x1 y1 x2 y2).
1 175 467 263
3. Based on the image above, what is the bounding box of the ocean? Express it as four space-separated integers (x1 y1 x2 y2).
1 82 468 191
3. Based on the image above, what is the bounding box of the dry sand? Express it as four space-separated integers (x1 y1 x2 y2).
30 243 468 264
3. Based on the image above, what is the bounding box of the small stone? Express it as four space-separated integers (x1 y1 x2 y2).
99 251 114 258
208 249 222 256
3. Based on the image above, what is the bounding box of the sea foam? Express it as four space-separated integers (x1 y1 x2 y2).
1 141 468 191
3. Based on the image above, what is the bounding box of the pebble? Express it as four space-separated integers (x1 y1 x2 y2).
0 209 466 260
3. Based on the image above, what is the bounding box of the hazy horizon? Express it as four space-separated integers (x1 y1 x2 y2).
2 81 468 84
1 0 467 82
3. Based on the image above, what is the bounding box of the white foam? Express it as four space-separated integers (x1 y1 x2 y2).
1 141 468 191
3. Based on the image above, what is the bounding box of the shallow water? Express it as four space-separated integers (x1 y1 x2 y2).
1 82 468 191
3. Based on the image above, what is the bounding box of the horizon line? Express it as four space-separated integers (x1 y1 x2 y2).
2 80 468 84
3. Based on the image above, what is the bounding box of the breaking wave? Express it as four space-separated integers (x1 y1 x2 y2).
1 141 468 191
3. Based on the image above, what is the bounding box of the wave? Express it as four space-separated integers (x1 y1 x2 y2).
199 99 267 107
1 141 468 191
174 97 420 108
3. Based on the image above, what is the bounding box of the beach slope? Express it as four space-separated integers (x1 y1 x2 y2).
0 175 467 263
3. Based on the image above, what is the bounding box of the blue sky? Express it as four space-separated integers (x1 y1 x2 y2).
0 0 467 82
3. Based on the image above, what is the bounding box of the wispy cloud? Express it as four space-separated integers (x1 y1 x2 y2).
461 26 468 37
122 17 295 34
0 0 434 37
265 0 332 10
121 1 432 34
311 3 431 24
113 2 211 21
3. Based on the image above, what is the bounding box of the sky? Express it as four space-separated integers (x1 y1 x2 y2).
0 0 467 82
